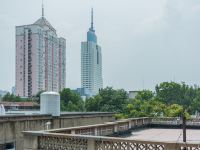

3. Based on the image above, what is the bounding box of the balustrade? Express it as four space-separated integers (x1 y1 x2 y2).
23 132 200 150
23 117 200 150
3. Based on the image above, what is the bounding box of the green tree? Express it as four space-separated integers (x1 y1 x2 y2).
85 95 101 111
31 90 46 104
155 82 182 104
164 104 183 117
2 92 23 102
85 87 129 112
135 90 154 101
125 98 166 118
84 83 198 118
60 88 84 112
191 90 200 113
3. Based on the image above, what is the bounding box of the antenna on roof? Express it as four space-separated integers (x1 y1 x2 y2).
90 8 94 31
42 0 44 18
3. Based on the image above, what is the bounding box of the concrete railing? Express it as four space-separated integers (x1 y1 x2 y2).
23 117 200 150
23 132 200 150
47 117 200 136
47 117 151 136
152 117 200 126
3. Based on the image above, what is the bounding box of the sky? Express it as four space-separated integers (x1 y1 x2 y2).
0 0 200 92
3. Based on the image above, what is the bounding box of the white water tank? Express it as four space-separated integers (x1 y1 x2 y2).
40 91 60 116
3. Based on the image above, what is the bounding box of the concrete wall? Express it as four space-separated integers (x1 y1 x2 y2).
0 112 114 150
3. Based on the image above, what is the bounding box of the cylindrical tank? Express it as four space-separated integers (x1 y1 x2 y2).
40 91 60 116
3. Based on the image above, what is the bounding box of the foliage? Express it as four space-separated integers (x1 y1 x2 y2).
191 96 200 116
2 92 25 102
31 90 46 104
135 90 154 101
164 104 183 117
85 82 200 118
3 81 200 117
85 87 129 112
125 98 166 118
155 82 197 109
60 88 84 112
115 113 127 119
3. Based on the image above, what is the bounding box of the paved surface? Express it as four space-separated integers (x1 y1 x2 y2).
125 128 200 142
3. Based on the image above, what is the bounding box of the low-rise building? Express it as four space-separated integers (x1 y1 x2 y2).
0 101 39 111
128 91 139 99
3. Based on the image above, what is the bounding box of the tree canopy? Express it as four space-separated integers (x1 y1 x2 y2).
85 82 200 119
2 92 25 102
85 87 129 112
3 82 200 118
60 88 84 112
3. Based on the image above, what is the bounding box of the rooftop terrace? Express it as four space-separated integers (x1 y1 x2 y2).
23 117 200 150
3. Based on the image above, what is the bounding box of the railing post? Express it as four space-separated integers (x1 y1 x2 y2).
129 121 132 129
87 139 96 150
71 130 75 134
165 143 179 150
94 127 98 136
23 134 38 150
0 144 5 150
149 118 153 124
114 124 118 133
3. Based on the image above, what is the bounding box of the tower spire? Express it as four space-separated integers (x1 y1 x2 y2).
42 0 44 18
91 8 94 30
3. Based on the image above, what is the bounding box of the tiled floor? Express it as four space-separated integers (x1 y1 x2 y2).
126 128 200 142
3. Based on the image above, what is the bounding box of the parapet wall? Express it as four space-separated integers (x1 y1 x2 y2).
0 112 115 150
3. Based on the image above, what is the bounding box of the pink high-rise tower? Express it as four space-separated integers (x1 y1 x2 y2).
15 4 66 97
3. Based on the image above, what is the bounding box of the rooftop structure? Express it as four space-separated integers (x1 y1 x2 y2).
128 91 139 99
40 91 60 116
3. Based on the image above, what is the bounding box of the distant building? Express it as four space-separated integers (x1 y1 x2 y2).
15 4 66 97
128 91 139 99
0 102 39 111
73 88 92 99
81 9 103 96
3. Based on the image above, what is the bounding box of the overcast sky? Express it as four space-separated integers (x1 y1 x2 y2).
0 0 200 92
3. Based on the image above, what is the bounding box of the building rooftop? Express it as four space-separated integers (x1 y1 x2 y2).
125 128 200 143
0 101 39 107
34 17 56 33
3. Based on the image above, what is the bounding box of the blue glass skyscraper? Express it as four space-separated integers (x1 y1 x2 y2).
81 8 103 96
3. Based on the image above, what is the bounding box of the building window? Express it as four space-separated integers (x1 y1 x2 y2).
97 51 99 64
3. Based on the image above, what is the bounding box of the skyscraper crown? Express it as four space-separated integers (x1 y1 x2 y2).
87 8 97 43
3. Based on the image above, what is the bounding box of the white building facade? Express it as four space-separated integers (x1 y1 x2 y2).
81 9 103 96
16 10 66 97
